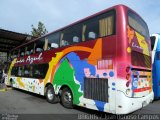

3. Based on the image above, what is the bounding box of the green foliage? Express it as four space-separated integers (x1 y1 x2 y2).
31 21 48 37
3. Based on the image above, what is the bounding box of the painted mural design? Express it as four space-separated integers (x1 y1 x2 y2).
49 38 115 111
127 26 152 97
9 38 115 112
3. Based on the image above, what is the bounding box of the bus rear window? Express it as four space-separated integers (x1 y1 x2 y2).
131 51 151 68
128 11 149 39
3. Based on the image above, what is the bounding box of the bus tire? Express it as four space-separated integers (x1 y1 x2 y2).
61 87 73 109
46 85 59 104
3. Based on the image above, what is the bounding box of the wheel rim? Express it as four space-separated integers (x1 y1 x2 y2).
47 89 54 100
63 91 72 104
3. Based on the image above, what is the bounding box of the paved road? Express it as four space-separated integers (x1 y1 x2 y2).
0 88 160 120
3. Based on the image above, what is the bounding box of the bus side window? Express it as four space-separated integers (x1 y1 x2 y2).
32 64 49 79
72 24 82 43
17 66 24 77
83 18 99 41
60 24 82 47
11 67 18 76
24 65 30 77
99 15 114 37
11 50 18 58
25 43 34 55
47 32 60 50
60 29 71 47
35 39 44 53
20 47 25 57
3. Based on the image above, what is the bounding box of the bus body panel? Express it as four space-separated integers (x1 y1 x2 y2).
151 34 160 99
11 77 45 95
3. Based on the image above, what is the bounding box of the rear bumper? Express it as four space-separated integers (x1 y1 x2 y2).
116 91 154 114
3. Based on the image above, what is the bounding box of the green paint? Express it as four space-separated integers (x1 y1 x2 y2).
53 58 83 105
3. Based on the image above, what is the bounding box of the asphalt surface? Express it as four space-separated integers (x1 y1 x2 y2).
0 88 160 120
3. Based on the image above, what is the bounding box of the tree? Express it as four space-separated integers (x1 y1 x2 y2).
31 21 48 37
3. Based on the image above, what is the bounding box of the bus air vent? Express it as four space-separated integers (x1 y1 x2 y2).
84 78 108 102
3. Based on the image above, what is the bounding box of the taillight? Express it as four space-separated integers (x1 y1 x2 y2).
126 66 131 87
126 81 130 87
126 66 131 73
126 73 131 80
126 66 131 80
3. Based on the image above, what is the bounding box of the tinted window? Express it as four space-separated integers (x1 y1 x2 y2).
11 67 18 76
128 11 149 38
150 36 156 51
61 24 82 47
11 50 19 58
83 18 99 41
47 32 60 50
17 66 25 77
35 39 44 53
11 64 49 79
20 47 25 57
25 43 34 55
32 64 49 79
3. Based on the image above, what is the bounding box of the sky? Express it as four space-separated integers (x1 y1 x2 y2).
0 0 160 35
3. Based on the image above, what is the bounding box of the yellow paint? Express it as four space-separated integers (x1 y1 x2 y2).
44 52 63 85
146 72 152 93
7 58 17 85
17 77 25 88
32 86 35 92
135 32 150 56
127 47 131 53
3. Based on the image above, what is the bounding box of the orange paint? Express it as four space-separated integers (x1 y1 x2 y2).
127 26 135 44
88 38 102 65
38 79 43 84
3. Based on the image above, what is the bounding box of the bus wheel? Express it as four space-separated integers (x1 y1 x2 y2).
46 85 59 104
61 87 73 109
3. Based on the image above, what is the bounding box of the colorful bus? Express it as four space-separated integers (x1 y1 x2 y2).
7 5 153 114
151 33 160 99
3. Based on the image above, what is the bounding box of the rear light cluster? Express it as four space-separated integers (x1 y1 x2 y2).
125 66 132 95
126 66 131 87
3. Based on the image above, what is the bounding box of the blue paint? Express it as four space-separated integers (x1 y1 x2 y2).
95 100 106 111
109 71 114 77
60 52 96 91
131 71 139 97
112 88 116 90
103 73 107 76
112 82 116 86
